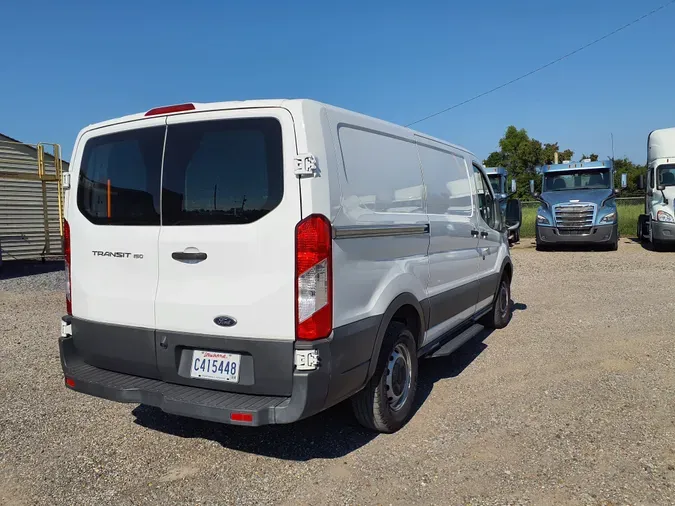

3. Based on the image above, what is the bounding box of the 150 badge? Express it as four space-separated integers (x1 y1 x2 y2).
92 250 144 259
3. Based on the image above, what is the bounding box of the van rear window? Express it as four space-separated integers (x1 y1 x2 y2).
77 126 165 225
76 118 283 226
162 118 283 225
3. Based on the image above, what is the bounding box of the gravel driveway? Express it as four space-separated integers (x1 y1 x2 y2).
1 241 674 505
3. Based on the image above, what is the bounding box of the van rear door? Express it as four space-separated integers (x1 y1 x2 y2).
154 108 300 395
69 117 166 377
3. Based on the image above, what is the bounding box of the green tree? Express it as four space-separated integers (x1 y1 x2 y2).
484 126 574 198
558 149 574 162
613 157 646 196
581 153 600 162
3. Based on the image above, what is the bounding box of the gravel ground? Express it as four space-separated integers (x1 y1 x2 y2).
1 240 674 505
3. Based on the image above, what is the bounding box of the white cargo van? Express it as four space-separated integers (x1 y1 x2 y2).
638 127 675 250
59 100 515 433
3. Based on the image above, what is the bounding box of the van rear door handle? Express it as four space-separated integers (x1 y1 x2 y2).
172 251 207 261
471 230 479 237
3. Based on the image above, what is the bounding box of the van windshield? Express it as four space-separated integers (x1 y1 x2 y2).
657 164 675 187
77 118 284 226
543 169 611 192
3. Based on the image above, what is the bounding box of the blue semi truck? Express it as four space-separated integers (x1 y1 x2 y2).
530 159 626 251
485 166 521 244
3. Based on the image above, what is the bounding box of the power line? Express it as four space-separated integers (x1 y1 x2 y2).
406 0 675 127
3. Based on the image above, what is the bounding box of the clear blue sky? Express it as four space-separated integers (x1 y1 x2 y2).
1 0 674 163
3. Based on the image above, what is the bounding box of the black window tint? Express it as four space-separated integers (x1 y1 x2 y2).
162 118 283 225
77 127 165 225
658 164 675 186
473 165 496 229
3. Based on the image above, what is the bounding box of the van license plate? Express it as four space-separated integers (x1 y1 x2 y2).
190 350 241 383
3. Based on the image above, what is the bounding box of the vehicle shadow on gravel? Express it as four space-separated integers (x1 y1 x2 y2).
132 400 377 461
132 301 525 461
0 260 63 280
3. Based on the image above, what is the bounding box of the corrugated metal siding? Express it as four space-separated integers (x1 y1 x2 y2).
0 140 66 261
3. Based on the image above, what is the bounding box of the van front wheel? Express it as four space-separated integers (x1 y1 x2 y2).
480 274 512 330
351 323 418 433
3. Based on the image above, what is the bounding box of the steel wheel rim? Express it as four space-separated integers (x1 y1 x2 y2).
385 343 413 412
498 282 509 319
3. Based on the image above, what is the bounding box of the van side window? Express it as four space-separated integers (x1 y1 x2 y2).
472 165 496 229
77 127 165 225
162 118 284 225
416 143 472 216
338 127 423 213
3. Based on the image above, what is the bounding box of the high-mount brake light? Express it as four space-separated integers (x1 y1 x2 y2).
144 103 195 116
295 215 333 340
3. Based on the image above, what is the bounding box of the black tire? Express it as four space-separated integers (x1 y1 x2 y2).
351 323 418 433
608 239 618 251
637 215 645 242
653 238 666 252
480 273 512 330
535 241 547 252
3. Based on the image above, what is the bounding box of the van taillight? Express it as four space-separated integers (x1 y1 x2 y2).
295 215 332 340
64 219 72 315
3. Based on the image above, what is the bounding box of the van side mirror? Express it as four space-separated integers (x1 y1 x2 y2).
529 179 535 195
511 179 517 193
621 173 627 189
658 184 666 192
638 175 645 190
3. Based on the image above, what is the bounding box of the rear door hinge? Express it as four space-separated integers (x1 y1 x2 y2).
294 153 318 177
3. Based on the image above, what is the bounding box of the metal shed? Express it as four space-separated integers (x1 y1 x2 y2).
0 133 68 263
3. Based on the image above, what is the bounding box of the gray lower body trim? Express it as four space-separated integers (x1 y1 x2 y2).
652 221 675 242
60 315 382 426
72 319 160 380
427 281 481 329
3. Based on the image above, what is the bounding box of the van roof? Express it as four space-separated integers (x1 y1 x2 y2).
79 99 477 160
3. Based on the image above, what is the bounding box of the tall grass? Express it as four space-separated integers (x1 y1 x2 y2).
519 203 643 238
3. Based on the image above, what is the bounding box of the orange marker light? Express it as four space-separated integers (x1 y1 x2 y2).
107 179 111 218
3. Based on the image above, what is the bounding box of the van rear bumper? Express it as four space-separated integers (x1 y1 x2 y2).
59 316 380 426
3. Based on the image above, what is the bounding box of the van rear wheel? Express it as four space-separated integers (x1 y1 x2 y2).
351 323 418 433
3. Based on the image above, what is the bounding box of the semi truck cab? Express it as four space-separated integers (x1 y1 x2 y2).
638 127 675 250
485 166 521 245
530 159 625 251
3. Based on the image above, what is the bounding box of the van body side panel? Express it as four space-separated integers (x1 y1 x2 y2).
326 109 429 330
292 101 342 221
415 137 481 343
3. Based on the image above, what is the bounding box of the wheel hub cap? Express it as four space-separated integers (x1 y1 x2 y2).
385 343 412 411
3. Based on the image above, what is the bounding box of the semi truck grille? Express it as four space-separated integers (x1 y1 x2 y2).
554 203 596 228
558 228 592 236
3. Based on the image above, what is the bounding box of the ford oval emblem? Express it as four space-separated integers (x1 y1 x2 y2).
214 316 237 327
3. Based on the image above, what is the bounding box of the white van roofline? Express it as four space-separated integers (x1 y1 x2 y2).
78 99 478 160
